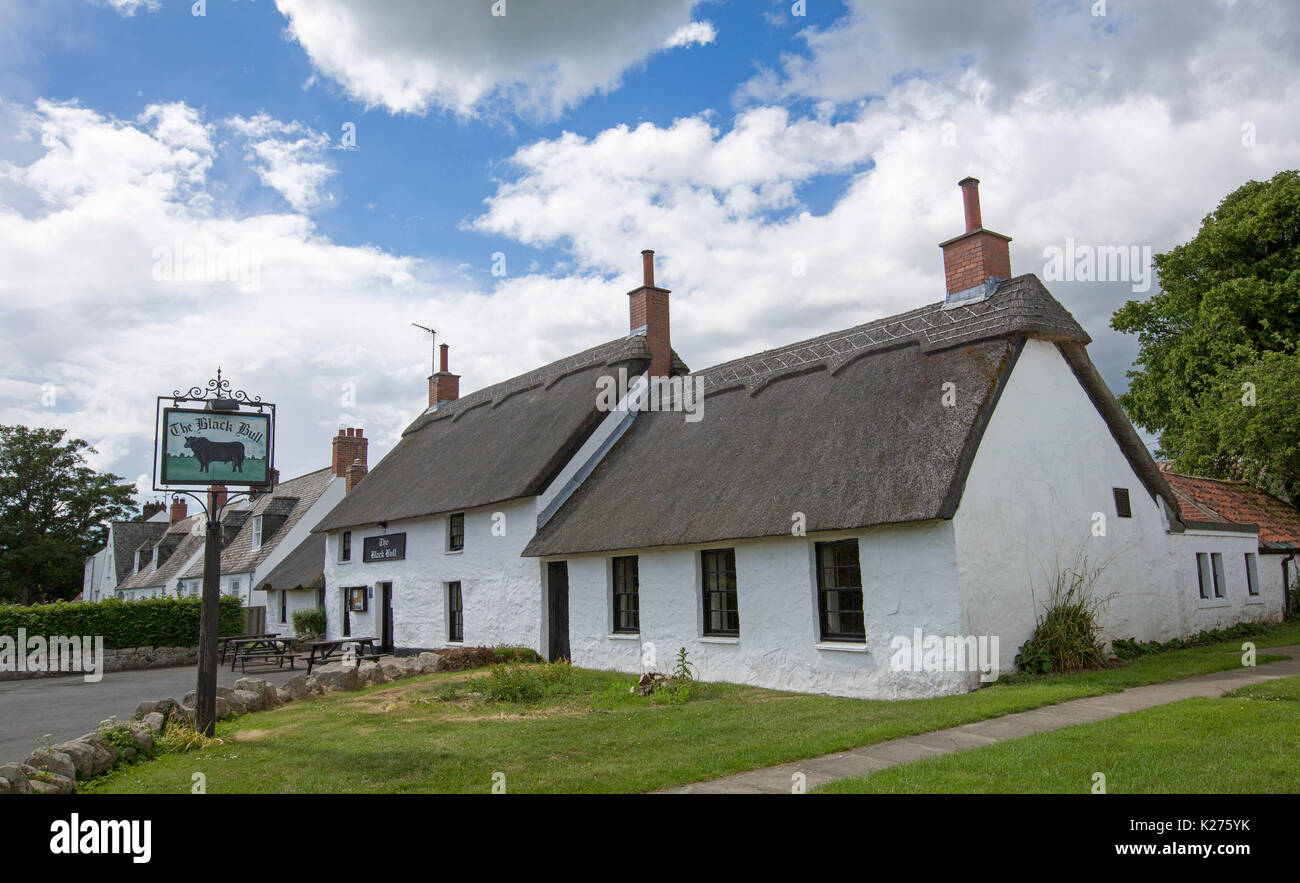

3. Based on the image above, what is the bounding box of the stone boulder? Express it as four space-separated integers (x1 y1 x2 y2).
23 765 75 795
78 734 120 773
0 763 33 794
276 686 292 704
418 651 447 673
50 740 97 779
25 749 76 781
312 663 359 692
357 661 388 687
232 688 264 712
381 662 407 681
135 698 180 723
140 712 167 735
283 675 312 700
128 724 154 753
234 677 278 709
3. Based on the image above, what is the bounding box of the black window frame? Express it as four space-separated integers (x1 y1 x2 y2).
279 589 287 623
447 581 463 642
815 540 865 642
701 548 739 637
1112 487 1132 519
1245 552 1260 596
612 556 640 634
1196 553 1211 599
340 530 351 562
448 512 465 552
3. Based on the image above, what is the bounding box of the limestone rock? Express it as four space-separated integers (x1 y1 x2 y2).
25 749 76 781
0 763 33 794
418 651 447 673
312 663 359 692
141 712 166 734
284 675 311 700
232 688 264 712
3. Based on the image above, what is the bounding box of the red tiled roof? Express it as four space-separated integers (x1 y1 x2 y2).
1163 472 1300 548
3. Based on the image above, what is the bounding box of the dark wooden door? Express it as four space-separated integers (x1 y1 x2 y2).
380 583 394 653
547 561 570 662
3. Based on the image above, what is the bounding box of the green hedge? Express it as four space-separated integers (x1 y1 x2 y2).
0 596 244 649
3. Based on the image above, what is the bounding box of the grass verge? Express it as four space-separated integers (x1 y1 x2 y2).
87 623 1300 794
816 675 1300 793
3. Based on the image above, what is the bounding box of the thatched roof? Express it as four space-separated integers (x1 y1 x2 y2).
524 275 1179 556
312 334 684 532
257 533 326 592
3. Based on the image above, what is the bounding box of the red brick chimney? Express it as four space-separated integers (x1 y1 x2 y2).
428 343 460 408
210 485 227 513
143 500 166 521
627 249 672 377
169 495 188 526
346 457 368 493
332 428 368 479
939 177 1011 307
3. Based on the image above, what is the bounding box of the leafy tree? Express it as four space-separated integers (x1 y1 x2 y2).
0 425 136 605
1112 170 1300 500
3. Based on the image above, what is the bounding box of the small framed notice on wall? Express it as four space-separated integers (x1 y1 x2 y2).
347 586 368 613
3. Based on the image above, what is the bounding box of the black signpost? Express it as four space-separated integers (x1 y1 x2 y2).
154 369 275 737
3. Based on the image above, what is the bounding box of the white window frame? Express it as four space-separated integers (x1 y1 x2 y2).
1211 552 1226 598
251 515 263 552
1245 552 1260 597
1196 553 1212 599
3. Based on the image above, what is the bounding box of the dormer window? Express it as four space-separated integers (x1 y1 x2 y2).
252 515 264 552
137 549 152 572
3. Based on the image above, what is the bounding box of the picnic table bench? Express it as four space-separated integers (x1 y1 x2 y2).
305 637 380 673
228 635 298 673
219 633 279 665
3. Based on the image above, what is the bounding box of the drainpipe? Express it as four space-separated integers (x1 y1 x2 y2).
1284 553 1296 619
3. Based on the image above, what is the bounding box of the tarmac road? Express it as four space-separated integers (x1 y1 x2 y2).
0 663 301 762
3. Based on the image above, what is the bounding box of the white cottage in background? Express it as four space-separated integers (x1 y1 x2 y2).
82 502 169 602
522 179 1283 698
173 431 359 629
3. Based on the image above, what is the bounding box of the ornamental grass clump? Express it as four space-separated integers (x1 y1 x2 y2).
1016 561 1109 674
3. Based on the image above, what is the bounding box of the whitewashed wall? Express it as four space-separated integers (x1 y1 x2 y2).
560 520 972 699
322 497 543 653
953 339 1281 673
268 588 323 634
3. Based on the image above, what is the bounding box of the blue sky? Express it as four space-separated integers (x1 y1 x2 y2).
1 0 1297 500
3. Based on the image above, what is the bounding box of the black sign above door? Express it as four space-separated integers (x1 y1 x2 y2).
363 533 406 563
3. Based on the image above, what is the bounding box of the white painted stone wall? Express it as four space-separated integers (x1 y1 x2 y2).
268 588 323 634
322 497 543 653
953 339 1282 673
559 520 973 699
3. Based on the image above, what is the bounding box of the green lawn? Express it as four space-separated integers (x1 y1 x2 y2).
88 624 1300 794
817 675 1300 794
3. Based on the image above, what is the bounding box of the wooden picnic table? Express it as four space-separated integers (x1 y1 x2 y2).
305 637 379 673
219 633 279 664
229 635 296 673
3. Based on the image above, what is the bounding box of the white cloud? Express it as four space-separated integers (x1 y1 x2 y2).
94 0 160 15
663 20 715 49
227 113 337 213
274 0 705 118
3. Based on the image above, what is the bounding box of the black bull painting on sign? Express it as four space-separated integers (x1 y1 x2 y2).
183 436 246 473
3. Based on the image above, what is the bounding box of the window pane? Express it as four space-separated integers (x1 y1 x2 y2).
702 549 739 636
816 541 864 641
613 556 640 633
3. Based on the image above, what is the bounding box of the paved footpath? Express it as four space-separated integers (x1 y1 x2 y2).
666 645 1300 794
0 663 302 763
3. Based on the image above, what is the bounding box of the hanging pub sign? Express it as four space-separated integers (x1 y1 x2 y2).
154 370 276 489
363 533 406 563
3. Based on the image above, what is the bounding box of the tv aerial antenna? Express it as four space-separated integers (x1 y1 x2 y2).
411 323 436 376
